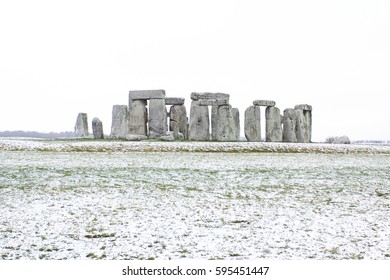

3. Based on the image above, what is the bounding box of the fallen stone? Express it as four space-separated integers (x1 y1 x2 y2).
190 92 229 101
92 117 104 139
128 100 147 135
189 100 210 141
198 99 229 106
125 134 148 141
161 132 175 141
265 107 282 142
332 136 350 144
244 106 261 142
294 104 312 111
110 105 129 139
148 99 167 138
129 89 166 100
215 105 238 141
74 113 88 137
253 100 276 107
165 97 185 105
169 104 188 139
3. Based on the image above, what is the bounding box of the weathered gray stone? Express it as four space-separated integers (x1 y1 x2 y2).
190 92 229 101
293 105 312 143
161 132 175 141
110 105 129 139
169 104 188 140
211 106 218 140
92 117 104 139
189 100 210 141
165 97 185 105
244 106 261 142
128 100 147 135
148 99 167 138
232 108 240 141
125 134 148 141
282 109 297 143
294 104 312 111
253 100 276 107
74 113 88 137
332 136 350 144
265 107 282 142
294 109 306 143
215 105 238 141
129 89 166 100
301 108 312 143
198 99 229 106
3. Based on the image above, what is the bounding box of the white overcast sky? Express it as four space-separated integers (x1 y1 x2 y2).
1 0 389 141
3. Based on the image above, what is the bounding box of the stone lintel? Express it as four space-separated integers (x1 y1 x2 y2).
165 97 185 105
129 90 166 100
198 99 229 106
294 104 312 111
190 92 229 101
253 100 276 107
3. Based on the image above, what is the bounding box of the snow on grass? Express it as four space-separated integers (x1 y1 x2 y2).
1 138 390 153
0 139 390 259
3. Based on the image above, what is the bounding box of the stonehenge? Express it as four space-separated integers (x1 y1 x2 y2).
244 100 312 143
75 89 312 143
189 92 239 141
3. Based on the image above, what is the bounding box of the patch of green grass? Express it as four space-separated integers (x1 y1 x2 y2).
328 247 339 255
349 253 364 260
229 253 241 257
230 220 250 224
85 232 116 239
375 189 388 197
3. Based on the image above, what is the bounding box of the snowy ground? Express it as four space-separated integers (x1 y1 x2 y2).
1 139 390 260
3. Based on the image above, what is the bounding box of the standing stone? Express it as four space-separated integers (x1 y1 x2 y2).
74 113 88 137
244 106 261 142
295 104 312 143
169 104 188 140
232 108 240 141
211 106 218 140
92 117 104 139
294 109 306 143
128 100 147 135
304 110 312 143
215 105 237 141
282 108 297 143
110 105 129 139
148 99 167 138
189 100 210 141
265 107 282 142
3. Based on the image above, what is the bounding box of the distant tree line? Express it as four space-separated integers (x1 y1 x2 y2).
0 130 74 139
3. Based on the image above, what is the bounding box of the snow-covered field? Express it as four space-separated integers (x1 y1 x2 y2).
1 139 390 260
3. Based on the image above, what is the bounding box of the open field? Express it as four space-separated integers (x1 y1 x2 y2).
1 139 390 259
